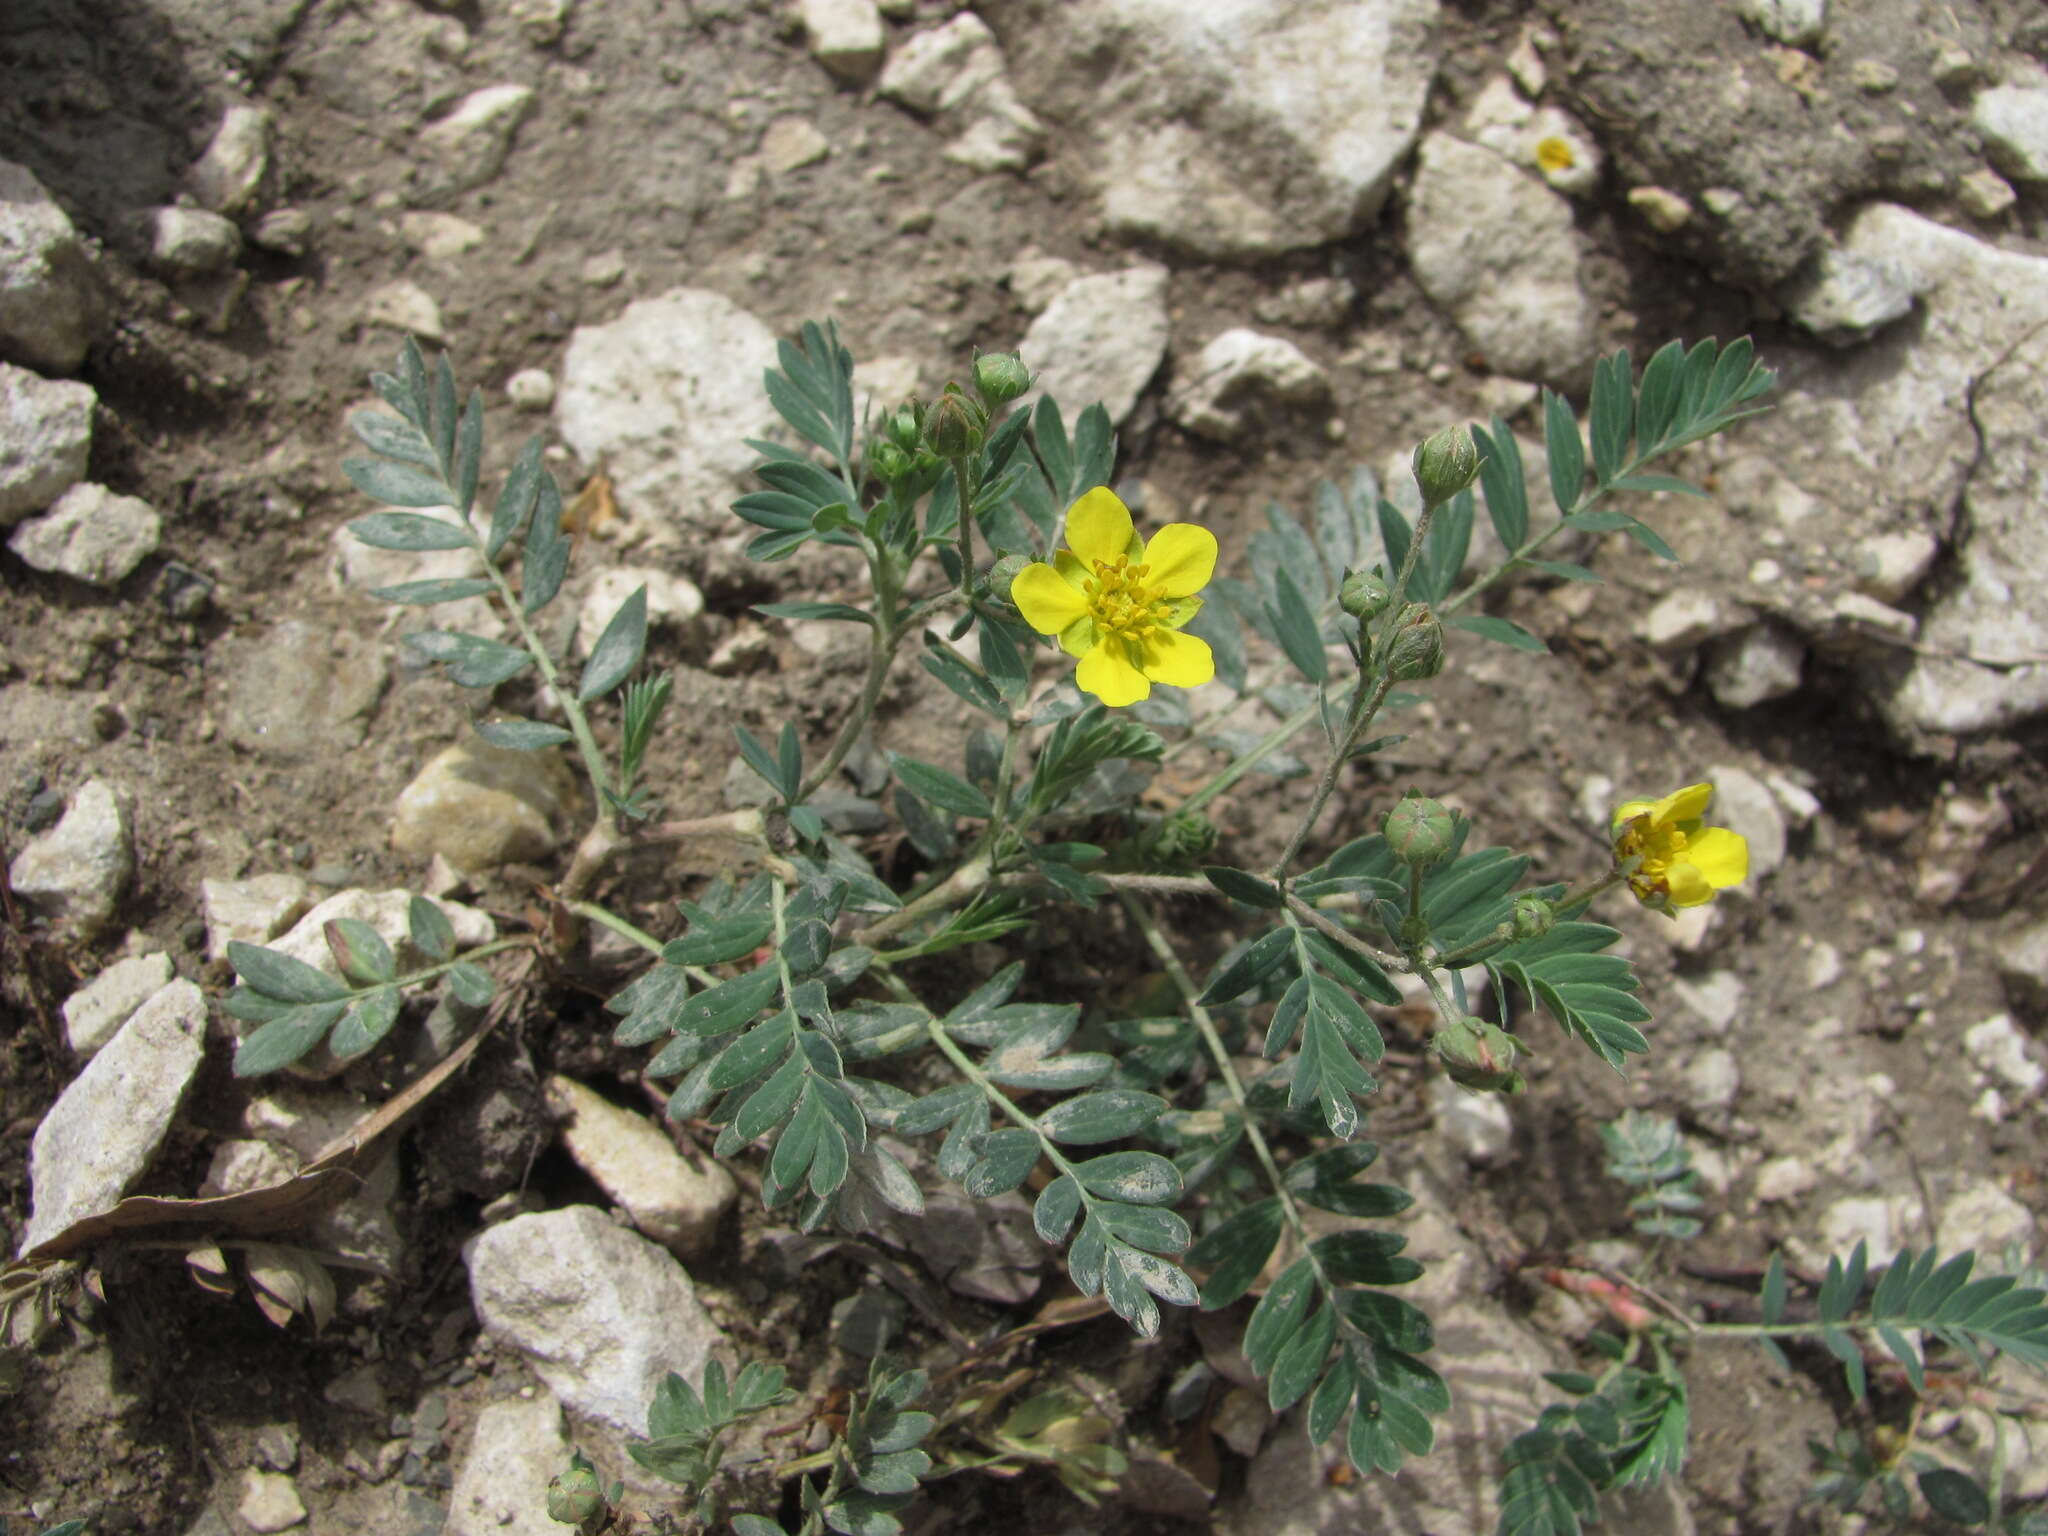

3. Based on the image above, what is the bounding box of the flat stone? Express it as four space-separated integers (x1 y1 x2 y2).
467 1205 728 1436
1958 168 2017 220
1405 133 1595 385
802 0 884 84
1005 249 1079 314
8 482 161 585
397 211 485 260
1427 1077 1514 1165
147 207 242 278
1628 186 1695 232
216 619 389 760
1167 329 1330 443
446 1396 570 1536
269 888 496 981
1672 970 1744 1036
1682 1048 1740 1111
556 288 780 530
877 13 1003 114
762 117 831 173
1937 1181 2035 1258
1754 1156 1817 1203
1705 624 1804 709
0 157 101 374
1636 589 1736 652
8 778 132 939
416 85 535 200
389 741 576 873
236 1468 307 1533
0 363 95 525
545 1076 738 1256
1739 0 1825 47
505 368 554 410
251 207 312 256
364 280 444 342
201 873 314 963
1018 265 1169 428
189 105 271 215
1783 242 1929 346
22 979 207 1254
1703 765 1787 881
61 951 173 1059
1973 85 2048 182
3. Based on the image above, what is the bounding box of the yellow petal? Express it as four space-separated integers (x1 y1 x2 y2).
1142 523 1217 598
1684 827 1748 890
1064 487 1134 567
1059 616 1097 658
1664 864 1715 907
1140 627 1215 689
1012 561 1090 635
1077 636 1150 706
1054 550 1091 590
1162 594 1203 629
1652 783 1714 826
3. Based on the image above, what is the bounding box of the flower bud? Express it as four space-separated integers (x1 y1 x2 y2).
1412 423 1482 508
1384 604 1445 681
885 402 924 454
1433 1016 1525 1094
1384 793 1456 868
1339 567 1391 622
972 350 1032 406
922 385 988 458
547 1458 607 1527
869 440 914 483
1511 895 1556 941
987 552 1030 608
1153 809 1220 863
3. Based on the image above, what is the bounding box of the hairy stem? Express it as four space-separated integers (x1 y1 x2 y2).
1265 673 1393 883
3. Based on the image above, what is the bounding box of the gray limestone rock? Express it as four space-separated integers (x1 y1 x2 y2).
0 158 101 374
8 482 161 585
215 619 389 759
7 778 132 938
446 1396 571 1536
1017 265 1170 428
1167 329 1330 443
61 951 174 1059
189 105 273 215
0 363 94 525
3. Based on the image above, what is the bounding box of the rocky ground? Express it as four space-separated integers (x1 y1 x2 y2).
4 0 2048 1532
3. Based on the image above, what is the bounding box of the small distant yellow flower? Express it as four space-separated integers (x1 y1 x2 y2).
1611 783 1749 913
1009 488 1217 708
1534 136 1577 175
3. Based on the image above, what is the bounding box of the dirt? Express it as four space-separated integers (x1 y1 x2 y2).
3 0 2047 1533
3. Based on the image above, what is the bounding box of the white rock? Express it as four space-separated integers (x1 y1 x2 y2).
1963 1013 2045 1095
201 873 313 963
22 980 206 1253
390 742 575 872
1405 133 1595 384
1754 1156 1817 1203
1031 0 1438 258
62 952 173 1059
1936 1182 2036 1259
0 157 100 374
1628 186 1694 232
1740 0 1825 47
1958 168 2017 220
877 13 1002 115
189 106 271 215
1637 589 1735 652
1851 530 1938 604
1427 1077 1514 1165
447 1397 571 1536
1705 624 1804 709
467 1206 728 1435
417 85 536 200
556 288 780 528
505 367 554 410
574 567 705 657
1682 1048 1740 1111
1702 765 1787 881
1007 250 1081 315
1996 919 2048 1017
942 84 1045 174
509 0 571 46
1784 243 1929 346
1767 774 1822 827
0 362 94 525
251 208 312 256
8 779 131 938
364 280 444 342
545 1076 738 1255
147 207 242 278
763 117 831 173
1018 265 1169 428
236 1469 306 1534
397 211 485 260
1168 329 1330 442
1827 590 1917 649
802 0 885 84
1814 1194 1913 1268
8 482 160 586
1672 971 1744 1036
1973 86 2048 182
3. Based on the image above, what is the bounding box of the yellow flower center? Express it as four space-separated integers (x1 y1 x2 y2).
1535 136 1576 174
1616 817 1687 899
1083 556 1171 639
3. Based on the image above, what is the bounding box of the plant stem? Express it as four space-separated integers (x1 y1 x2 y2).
565 899 722 985
952 457 979 598
1265 674 1393 883
1175 678 1358 818
851 857 992 949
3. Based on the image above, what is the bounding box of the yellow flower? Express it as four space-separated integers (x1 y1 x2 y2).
1010 487 1217 708
1611 782 1749 912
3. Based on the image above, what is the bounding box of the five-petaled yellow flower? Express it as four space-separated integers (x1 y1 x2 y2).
1611 782 1749 912
1011 487 1217 707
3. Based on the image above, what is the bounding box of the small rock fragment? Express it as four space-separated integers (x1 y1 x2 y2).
364 280 444 341
188 106 271 215
1754 1156 1816 1203
216 619 389 760
61 951 173 1059
1018 265 1170 428
22 980 206 1252
1963 1013 2045 1095
1428 1077 1514 1165
1783 244 1929 346
397 211 484 261
1973 86 2048 183
802 0 885 85
202 873 313 963
251 208 313 256
1682 1048 1740 1111
509 0 571 47
1996 919 2048 1019
236 1469 307 1533
1936 1181 2035 1258
1672 971 1745 1036
1958 168 2017 220
7 778 131 938
1167 329 1330 443
579 249 625 288
0 363 95 525
1705 624 1804 709
1627 186 1694 232
254 1423 300 1473
8 482 160 586
505 367 554 410
762 117 831 174
1637 590 1736 652
0 157 102 373
147 207 242 277
446 1396 570 1536
545 1076 738 1255
1740 0 1826 48
416 85 536 200
390 742 576 872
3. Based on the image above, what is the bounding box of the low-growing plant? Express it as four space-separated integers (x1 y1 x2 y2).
189 322 2045 1530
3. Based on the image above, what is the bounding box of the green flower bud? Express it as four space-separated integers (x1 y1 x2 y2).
986 552 1031 608
1384 793 1456 868
869 440 914 483
1433 1016 1524 1094
1155 809 1220 863
547 1458 607 1527
922 385 988 458
1339 567 1392 622
885 402 923 454
972 350 1032 406
1511 894 1556 940
1384 604 1445 681
1411 423 1482 509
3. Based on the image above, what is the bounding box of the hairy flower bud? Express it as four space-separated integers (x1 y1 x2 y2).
1433 1016 1525 1094
1154 809 1220 863
870 440 914 483
972 350 1032 406
987 552 1030 608
885 402 923 454
1511 894 1556 940
922 385 988 458
547 1458 607 1527
1340 567 1392 622
1384 604 1445 681
1412 423 1482 509
1384 793 1456 868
